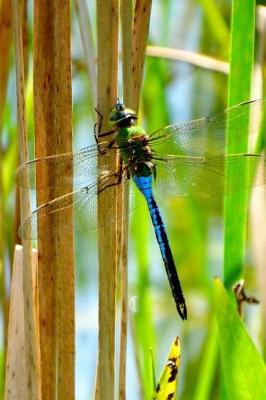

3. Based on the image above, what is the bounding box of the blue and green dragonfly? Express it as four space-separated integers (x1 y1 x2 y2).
16 99 266 320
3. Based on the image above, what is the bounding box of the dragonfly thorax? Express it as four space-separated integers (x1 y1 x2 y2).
124 134 155 178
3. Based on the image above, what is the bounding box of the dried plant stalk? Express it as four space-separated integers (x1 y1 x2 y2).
118 1 152 397
13 0 41 397
34 1 74 398
96 1 119 400
5 246 38 399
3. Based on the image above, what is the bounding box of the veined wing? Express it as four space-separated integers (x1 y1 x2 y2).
154 153 266 198
15 141 119 190
19 168 129 240
149 99 263 157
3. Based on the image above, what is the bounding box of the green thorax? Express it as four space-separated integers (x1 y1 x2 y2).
108 101 154 177
115 125 147 162
115 125 154 177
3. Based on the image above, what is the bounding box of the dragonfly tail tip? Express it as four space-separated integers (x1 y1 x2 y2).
177 303 187 321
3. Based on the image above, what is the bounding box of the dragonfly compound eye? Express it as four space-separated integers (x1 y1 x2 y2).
109 104 137 127
115 98 125 110
116 103 125 112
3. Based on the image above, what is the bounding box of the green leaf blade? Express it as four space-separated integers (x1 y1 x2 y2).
214 278 266 400
224 0 256 288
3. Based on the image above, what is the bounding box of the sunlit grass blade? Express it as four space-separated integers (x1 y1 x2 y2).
224 0 256 288
214 278 266 399
152 337 181 400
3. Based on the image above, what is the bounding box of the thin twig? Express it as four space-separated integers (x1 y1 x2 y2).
146 46 229 75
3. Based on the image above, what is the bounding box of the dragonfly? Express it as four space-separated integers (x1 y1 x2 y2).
16 99 266 321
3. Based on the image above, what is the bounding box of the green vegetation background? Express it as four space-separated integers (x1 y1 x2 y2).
1 1 265 399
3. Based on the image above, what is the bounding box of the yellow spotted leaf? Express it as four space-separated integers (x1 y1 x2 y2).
152 337 181 400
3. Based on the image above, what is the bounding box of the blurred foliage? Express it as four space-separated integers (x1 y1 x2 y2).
1 0 265 399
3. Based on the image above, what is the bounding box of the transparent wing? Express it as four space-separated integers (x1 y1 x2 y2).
19 168 146 240
154 154 266 198
149 99 263 156
19 169 134 239
15 141 119 190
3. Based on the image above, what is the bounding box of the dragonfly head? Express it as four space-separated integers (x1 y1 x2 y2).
109 99 137 128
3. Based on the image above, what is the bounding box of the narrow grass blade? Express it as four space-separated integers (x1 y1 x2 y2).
224 0 256 288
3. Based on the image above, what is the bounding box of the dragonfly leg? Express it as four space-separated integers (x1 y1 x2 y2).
94 107 103 134
94 107 116 154
98 161 128 195
97 176 121 194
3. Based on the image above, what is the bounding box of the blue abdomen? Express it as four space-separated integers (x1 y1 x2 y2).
133 174 187 320
133 174 153 199
133 175 167 259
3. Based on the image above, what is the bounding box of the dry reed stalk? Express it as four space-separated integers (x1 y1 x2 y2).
146 46 229 74
5 246 38 399
119 2 152 398
131 0 152 111
118 2 134 395
34 1 74 398
13 0 41 397
74 0 97 104
0 0 12 367
96 1 119 399
0 0 12 119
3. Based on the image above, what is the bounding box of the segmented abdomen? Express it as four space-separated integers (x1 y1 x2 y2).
133 174 187 320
